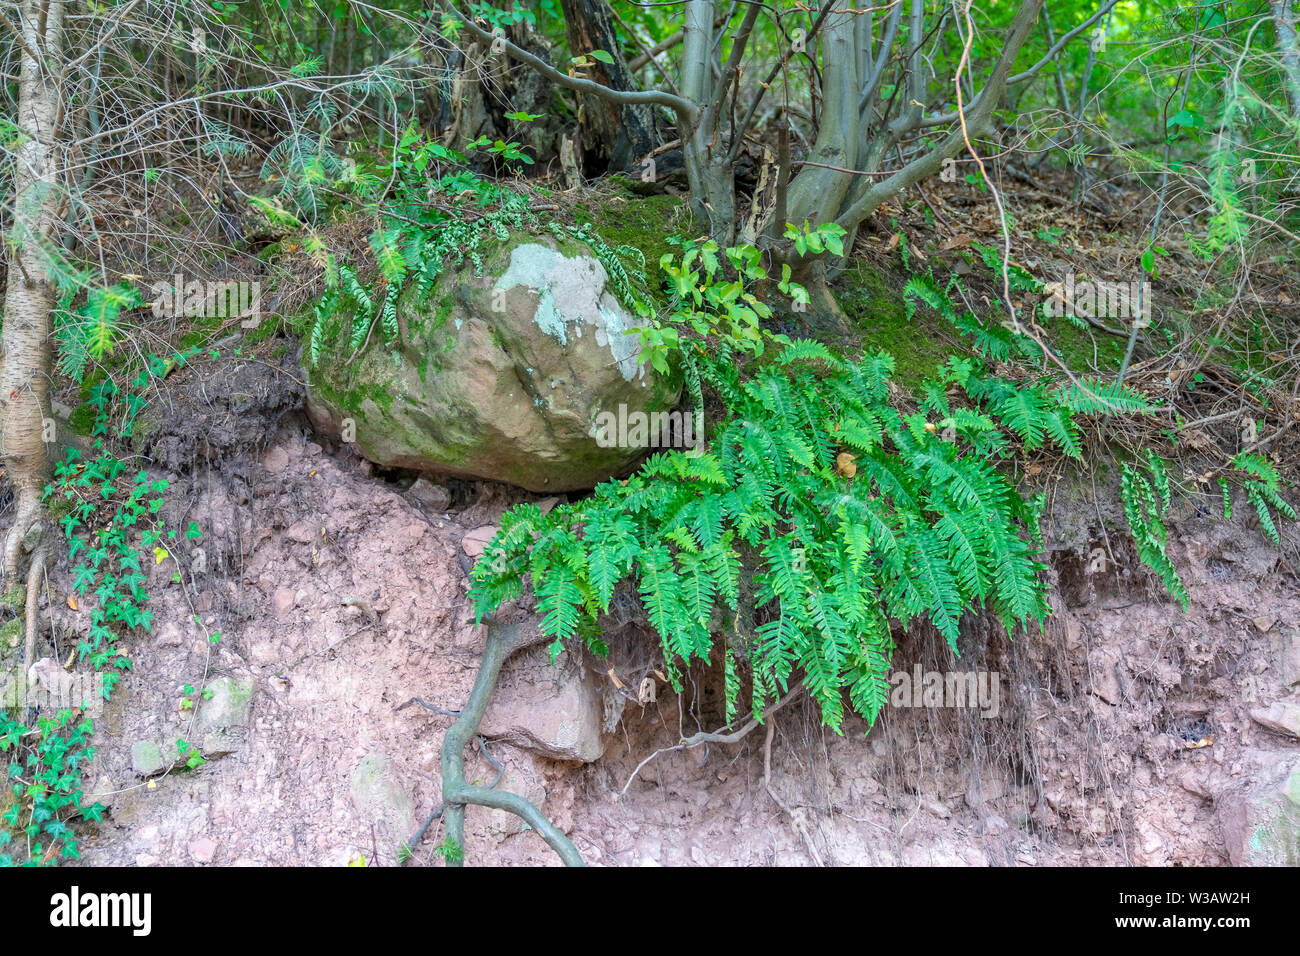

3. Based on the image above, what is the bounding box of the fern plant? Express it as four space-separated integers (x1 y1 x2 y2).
903 268 1043 362
1120 451 1190 610
1119 447 1296 610
469 329 1147 729
307 129 655 368
1230 453 1297 545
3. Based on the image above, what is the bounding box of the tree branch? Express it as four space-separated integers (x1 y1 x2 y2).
834 0 1044 232
438 0 699 123
915 0 1117 129
728 0 839 163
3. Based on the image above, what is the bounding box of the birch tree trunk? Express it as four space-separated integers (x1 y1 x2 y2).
2 0 66 601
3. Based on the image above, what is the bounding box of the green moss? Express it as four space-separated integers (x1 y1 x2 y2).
45 494 74 522
572 191 688 303
837 261 950 391
429 294 455 333
243 315 281 345
0 617 22 652
67 402 97 436
307 362 397 416
1046 319 1126 375
285 304 316 337
176 313 227 351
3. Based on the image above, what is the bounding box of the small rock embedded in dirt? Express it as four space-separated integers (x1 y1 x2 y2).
84 775 118 810
1179 771 1215 801
272 588 296 619
461 525 499 558
131 741 169 777
406 478 451 513
197 676 256 756
1283 629 1300 688
1089 648 1123 705
481 645 606 762
1249 700 1300 740
263 446 290 476
348 753 416 865
922 798 952 820
484 749 548 843
287 520 317 544
188 837 218 864
1217 757 1300 865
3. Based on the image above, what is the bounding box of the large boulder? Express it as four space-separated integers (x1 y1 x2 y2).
305 233 679 492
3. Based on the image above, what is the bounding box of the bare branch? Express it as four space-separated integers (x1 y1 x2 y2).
437 0 699 123
834 0 1044 232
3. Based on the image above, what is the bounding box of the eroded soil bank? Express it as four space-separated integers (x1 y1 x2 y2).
5 354 1298 867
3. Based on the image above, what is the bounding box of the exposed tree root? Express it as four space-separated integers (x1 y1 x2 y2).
618 681 804 797
5 480 48 675
4 485 40 584
439 617 584 867
763 716 823 867
22 544 46 676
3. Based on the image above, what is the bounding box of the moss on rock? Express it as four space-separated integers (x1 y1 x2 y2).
304 230 681 492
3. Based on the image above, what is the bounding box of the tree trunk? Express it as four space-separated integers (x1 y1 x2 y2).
782 1 860 230
680 0 732 237
559 0 660 173
1272 1 1300 117
2 0 65 598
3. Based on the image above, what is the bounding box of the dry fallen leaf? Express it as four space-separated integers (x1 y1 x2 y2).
67 595 78 611
638 677 657 705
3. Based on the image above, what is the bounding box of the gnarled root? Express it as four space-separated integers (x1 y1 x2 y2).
5 479 47 675
4 481 41 585
22 545 46 676
439 618 584 867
